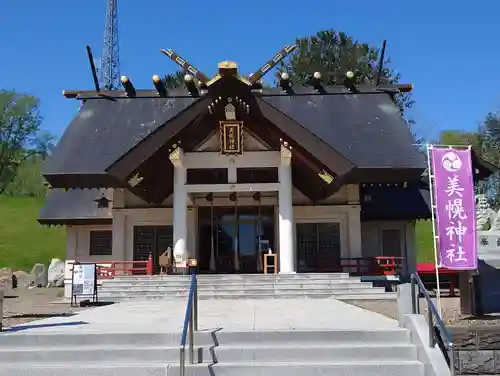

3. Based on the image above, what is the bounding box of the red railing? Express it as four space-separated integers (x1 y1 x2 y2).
339 256 404 275
417 263 458 297
375 256 404 275
79 255 405 279
96 254 153 279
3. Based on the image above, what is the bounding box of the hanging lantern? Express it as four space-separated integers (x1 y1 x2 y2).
94 196 111 209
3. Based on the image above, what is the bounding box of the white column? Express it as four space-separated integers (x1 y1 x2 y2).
187 207 196 259
170 148 188 265
112 210 127 264
347 206 362 258
65 226 77 260
279 145 295 273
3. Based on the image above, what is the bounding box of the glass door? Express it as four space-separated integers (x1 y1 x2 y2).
197 205 274 273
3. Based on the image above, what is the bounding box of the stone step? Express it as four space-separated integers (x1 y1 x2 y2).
96 292 396 301
0 329 410 348
0 343 417 363
98 286 382 294
99 279 365 288
0 361 425 376
337 293 397 300
96 290 389 300
0 364 167 376
108 274 354 282
210 343 417 363
100 279 370 286
167 361 426 376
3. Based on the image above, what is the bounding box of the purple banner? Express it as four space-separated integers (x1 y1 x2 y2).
431 147 477 270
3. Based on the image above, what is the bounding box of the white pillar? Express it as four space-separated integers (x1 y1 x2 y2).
170 148 188 265
111 210 127 264
348 206 362 258
65 225 77 261
279 145 295 273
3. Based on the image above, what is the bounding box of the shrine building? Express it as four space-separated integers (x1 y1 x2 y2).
39 46 444 276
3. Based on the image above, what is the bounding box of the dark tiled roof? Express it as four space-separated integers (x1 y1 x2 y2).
42 92 199 178
259 92 424 170
38 189 112 225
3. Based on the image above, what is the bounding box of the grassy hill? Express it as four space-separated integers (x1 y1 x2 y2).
415 220 435 263
0 194 436 271
0 196 65 271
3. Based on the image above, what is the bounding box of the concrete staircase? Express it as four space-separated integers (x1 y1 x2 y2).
97 273 396 301
0 327 424 376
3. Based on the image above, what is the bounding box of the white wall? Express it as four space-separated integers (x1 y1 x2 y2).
66 224 113 262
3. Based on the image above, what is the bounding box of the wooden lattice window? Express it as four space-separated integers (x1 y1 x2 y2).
237 168 279 183
186 168 228 184
89 230 113 256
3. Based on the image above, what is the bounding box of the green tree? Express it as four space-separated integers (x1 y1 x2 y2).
480 112 500 165
163 71 185 89
4 156 47 197
278 30 415 132
33 130 56 161
438 130 482 150
0 90 42 194
438 115 500 208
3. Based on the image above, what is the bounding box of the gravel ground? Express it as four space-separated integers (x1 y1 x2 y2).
2 287 86 328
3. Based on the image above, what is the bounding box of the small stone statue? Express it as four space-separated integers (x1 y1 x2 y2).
475 194 500 231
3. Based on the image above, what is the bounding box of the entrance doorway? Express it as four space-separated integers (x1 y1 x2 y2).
296 222 341 272
197 205 275 273
133 226 173 274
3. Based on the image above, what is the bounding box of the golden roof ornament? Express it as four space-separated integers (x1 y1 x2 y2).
218 61 238 76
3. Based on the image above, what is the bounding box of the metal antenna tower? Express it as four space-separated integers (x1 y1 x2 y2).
100 0 120 90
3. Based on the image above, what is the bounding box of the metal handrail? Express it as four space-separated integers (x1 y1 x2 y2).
411 273 455 376
179 271 198 376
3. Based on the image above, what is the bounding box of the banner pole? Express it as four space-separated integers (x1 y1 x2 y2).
426 143 443 316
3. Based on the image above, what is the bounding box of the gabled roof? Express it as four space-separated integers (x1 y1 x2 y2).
42 91 201 187
259 91 423 170
43 76 425 203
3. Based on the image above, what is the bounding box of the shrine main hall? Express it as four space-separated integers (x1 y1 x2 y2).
38 49 438 276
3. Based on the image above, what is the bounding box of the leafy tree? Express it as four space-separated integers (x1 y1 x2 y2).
3 156 47 197
0 90 42 194
278 30 416 134
480 112 500 165
33 130 56 161
437 115 500 208
163 71 186 89
477 112 500 208
438 130 482 151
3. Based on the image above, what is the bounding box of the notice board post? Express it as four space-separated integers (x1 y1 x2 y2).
71 262 98 307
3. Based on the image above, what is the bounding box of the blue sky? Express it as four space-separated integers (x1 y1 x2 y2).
1 1 499 141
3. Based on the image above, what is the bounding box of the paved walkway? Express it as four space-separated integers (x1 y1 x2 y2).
1 299 399 335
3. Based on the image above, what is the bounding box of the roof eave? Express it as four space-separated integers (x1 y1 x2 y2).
37 218 113 226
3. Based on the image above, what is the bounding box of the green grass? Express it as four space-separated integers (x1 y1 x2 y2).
415 220 435 263
0 196 65 271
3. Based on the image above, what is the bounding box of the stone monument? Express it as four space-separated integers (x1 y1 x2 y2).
475 194 500 313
